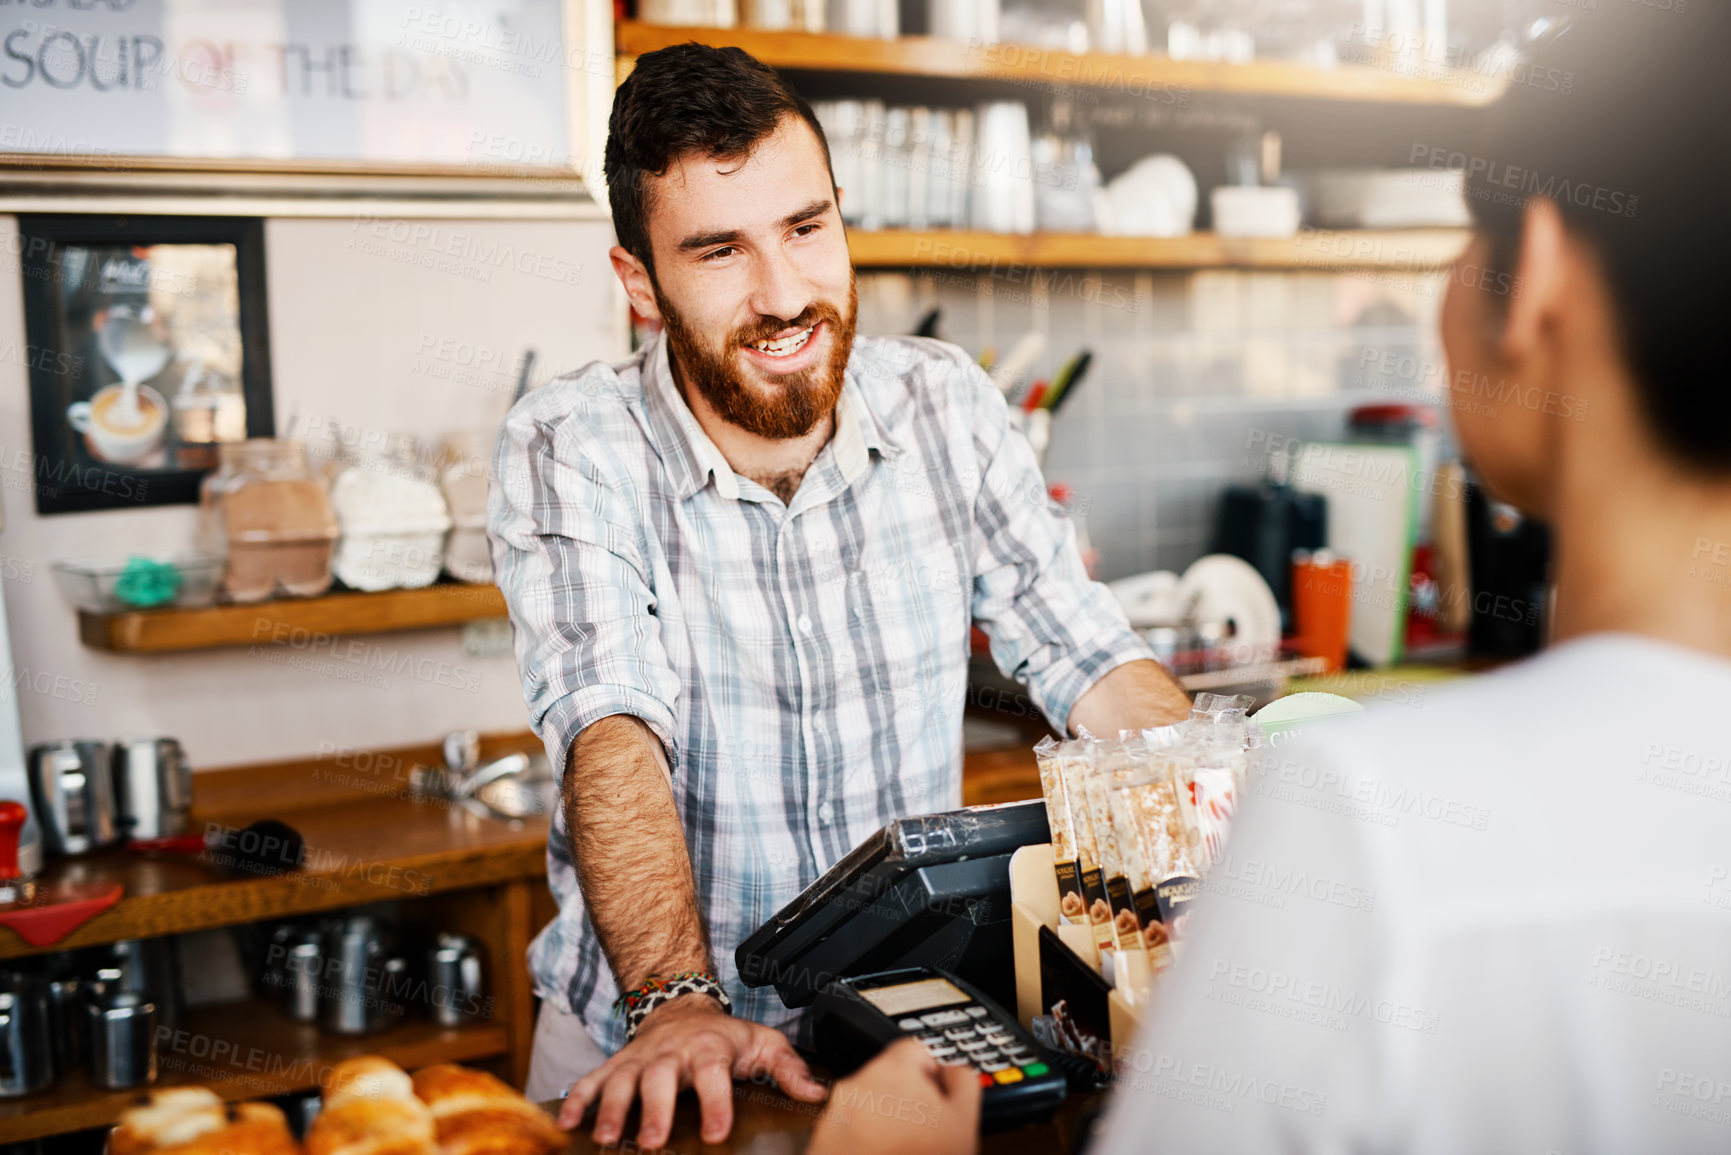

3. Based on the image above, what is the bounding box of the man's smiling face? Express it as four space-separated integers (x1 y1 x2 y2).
621 114 857 440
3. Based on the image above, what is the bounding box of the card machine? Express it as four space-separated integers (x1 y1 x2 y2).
812 968 1068 1132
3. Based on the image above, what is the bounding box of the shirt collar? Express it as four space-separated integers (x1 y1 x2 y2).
642 331 900 503
642 333 741 501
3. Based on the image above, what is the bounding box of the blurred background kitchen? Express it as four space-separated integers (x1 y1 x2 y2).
0 0 1557 1141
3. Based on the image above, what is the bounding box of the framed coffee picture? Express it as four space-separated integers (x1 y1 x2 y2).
20 215 276 514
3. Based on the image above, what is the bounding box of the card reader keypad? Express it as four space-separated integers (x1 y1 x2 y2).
910 1005 1050 1086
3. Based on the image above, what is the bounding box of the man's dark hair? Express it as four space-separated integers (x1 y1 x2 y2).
1465 3 1731 473
604 43 834 278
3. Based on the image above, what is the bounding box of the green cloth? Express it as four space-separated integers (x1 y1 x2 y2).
114 557 182 608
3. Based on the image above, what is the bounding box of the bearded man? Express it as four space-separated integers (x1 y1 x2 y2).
488 42 1190 1149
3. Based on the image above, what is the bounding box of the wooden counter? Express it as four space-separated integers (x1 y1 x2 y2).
549 1085 1105 1154
0 727 1045 1142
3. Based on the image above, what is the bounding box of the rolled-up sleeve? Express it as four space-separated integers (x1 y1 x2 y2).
963 372 1154 733
488 396 681 781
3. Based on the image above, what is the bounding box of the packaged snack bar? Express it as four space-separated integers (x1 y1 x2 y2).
1083 736 1143 952
1034 736 1086 925
1065 735 1115 943
1186 735 1243 870
1111 751 1201 974
1101 738 1159 953
1142 723 1204 874
1179 695 1257 870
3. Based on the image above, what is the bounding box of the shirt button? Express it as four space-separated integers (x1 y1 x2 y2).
817 802 834 824
797 614 813 635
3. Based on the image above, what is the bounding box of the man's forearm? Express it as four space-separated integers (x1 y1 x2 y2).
1067 659 1191 737
565 714 712 991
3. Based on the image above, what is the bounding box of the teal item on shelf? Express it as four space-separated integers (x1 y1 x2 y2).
113 557 182 608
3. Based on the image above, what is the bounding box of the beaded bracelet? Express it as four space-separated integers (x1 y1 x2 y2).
613 970 732 1041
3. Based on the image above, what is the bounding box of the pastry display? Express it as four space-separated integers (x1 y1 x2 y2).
108 1058 562 1155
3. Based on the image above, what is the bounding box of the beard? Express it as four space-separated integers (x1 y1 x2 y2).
657 274 858 441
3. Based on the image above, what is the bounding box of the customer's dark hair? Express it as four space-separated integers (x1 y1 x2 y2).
1465 4 1731 472
604 43 833 277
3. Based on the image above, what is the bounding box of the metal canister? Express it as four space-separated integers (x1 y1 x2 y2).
111 738 192 841
85 990 157 1090
0 973 54 1097
282 927 324 1023
45 974 83 1071
319 916 392 1035
426 933 488 1027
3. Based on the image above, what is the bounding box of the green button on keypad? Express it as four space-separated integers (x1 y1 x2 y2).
1021 1062 1049 1077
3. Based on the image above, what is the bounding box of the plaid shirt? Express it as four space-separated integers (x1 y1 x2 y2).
489 332 1151 1054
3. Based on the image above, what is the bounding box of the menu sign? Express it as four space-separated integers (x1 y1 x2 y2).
0 0 571 169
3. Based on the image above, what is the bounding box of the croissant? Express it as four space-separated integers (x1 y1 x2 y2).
411 1064 565 1155
113 1093 299 1155
306 1057 436 1155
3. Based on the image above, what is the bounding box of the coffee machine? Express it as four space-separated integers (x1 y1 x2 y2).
0 577 45 886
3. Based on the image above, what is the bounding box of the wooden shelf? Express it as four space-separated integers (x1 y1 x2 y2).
847 227 1468 269
0 799 547 961
0 998 508 1142
617 22 1501 107
78 583 508 654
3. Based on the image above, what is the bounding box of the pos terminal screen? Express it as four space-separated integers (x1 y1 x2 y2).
858 977 970 1017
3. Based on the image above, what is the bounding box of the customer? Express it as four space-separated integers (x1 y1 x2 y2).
809 4 1731 1152
488 42 1191 1150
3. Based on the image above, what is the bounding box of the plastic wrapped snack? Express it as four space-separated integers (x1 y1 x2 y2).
1111 752 1201 974
1141 723 1202 874
1083 736 1144 952
1179 694 1257 870
1034 736 1086 925
1064 736 1115 940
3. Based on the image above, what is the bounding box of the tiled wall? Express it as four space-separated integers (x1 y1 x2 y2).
857 265 1450 582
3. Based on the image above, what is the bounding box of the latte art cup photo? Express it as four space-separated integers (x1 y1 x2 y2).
66 383 169 466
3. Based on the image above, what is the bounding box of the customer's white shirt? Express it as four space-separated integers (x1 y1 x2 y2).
1096 634 1731 1154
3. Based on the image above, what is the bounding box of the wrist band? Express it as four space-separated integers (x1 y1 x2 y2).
613 970 732 1041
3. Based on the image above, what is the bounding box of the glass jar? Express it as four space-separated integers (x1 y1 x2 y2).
199 440 339 603
438 430 494 585
328 434 452 592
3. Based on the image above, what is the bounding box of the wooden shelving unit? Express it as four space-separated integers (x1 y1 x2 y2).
0 740 553 1140
847 227 1469 270
0 801 546 961
77 583 508 654
0 1000 509 1143
617 22 1502 107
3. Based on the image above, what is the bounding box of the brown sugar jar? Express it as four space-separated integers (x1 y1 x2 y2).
199 439 339 602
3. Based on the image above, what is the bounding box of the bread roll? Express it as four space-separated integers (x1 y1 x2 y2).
113 1088 228 1155
411 1064 565 1155
307 1057 436 1155
113 1094 299 1155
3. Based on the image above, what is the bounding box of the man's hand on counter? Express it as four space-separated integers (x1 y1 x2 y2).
556 992 827 1148
807 1039 983 1155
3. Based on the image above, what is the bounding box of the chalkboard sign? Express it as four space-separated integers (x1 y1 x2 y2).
0 0 574 172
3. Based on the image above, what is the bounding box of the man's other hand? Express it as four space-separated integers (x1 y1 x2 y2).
807 1038 983 1155
556 994 826 1147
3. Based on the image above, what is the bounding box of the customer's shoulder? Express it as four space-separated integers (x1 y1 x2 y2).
1275 634 1731 786
1279 645 1595 770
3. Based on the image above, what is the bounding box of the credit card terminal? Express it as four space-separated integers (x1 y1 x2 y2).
811 968 1068 1132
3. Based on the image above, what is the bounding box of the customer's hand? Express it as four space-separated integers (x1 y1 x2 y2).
556 994 826 1147
807 1039 983 1155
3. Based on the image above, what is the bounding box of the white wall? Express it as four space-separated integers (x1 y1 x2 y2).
0 213 623 770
